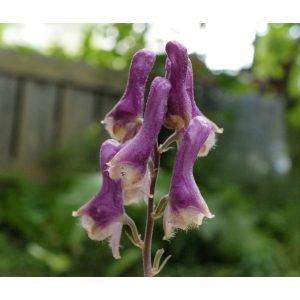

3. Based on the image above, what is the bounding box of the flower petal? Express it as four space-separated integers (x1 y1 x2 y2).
73 139 125 258
103 49 156 142
110 222 123 260
164 41 192 129
163 116 215 238
108 77 171 204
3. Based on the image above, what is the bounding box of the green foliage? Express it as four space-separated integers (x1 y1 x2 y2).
253 24 300 129
0 24 8 45
253 24 298 80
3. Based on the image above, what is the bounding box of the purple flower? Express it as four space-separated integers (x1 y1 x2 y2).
72 139 124 259
165 40 223 156
185 57 223 157
163 116 215 239
108 77 171 204
102 49 156 143
163 41 192 130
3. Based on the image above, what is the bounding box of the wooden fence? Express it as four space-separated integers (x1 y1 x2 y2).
0 49 290 177
0 49 127 169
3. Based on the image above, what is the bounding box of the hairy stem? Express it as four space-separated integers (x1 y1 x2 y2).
142 143 160 277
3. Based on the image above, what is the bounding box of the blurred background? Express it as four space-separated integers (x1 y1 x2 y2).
0 23 300 276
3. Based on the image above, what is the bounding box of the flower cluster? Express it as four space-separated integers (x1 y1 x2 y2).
73 41 222 269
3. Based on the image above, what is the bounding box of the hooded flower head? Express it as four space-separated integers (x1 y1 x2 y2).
102 49 156 143
108 77 171 204
185 57 223 157
165 42 223 156
163 116 215 239
72 139 124 259
163 41 192 130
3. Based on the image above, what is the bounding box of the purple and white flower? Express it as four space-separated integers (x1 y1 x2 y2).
163 116 215 239
165 40 223 156
72 139 124 259
102 49 156 143
164 41 192 130
185 57 223 157
108 77 171 204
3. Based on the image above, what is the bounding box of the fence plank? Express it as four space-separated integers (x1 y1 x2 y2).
93 92 117 122
0 49 126 93
17 80 56 162
0 76 17 164
59 88 95 145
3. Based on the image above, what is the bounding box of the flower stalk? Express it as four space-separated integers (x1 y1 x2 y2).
142 143 160 277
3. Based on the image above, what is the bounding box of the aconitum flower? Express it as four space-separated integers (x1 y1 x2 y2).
102 49 156 143
163 41 192 130
163 116 215 239
72 139 124 259
72 40 222 277
165 41 223 156
185 57 223 157
108 77 171 204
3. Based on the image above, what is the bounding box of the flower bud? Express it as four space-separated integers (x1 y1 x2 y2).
72 139 124 259
108 77 171 204
102 49 156 142
164 41 192 130
163 116 215 239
